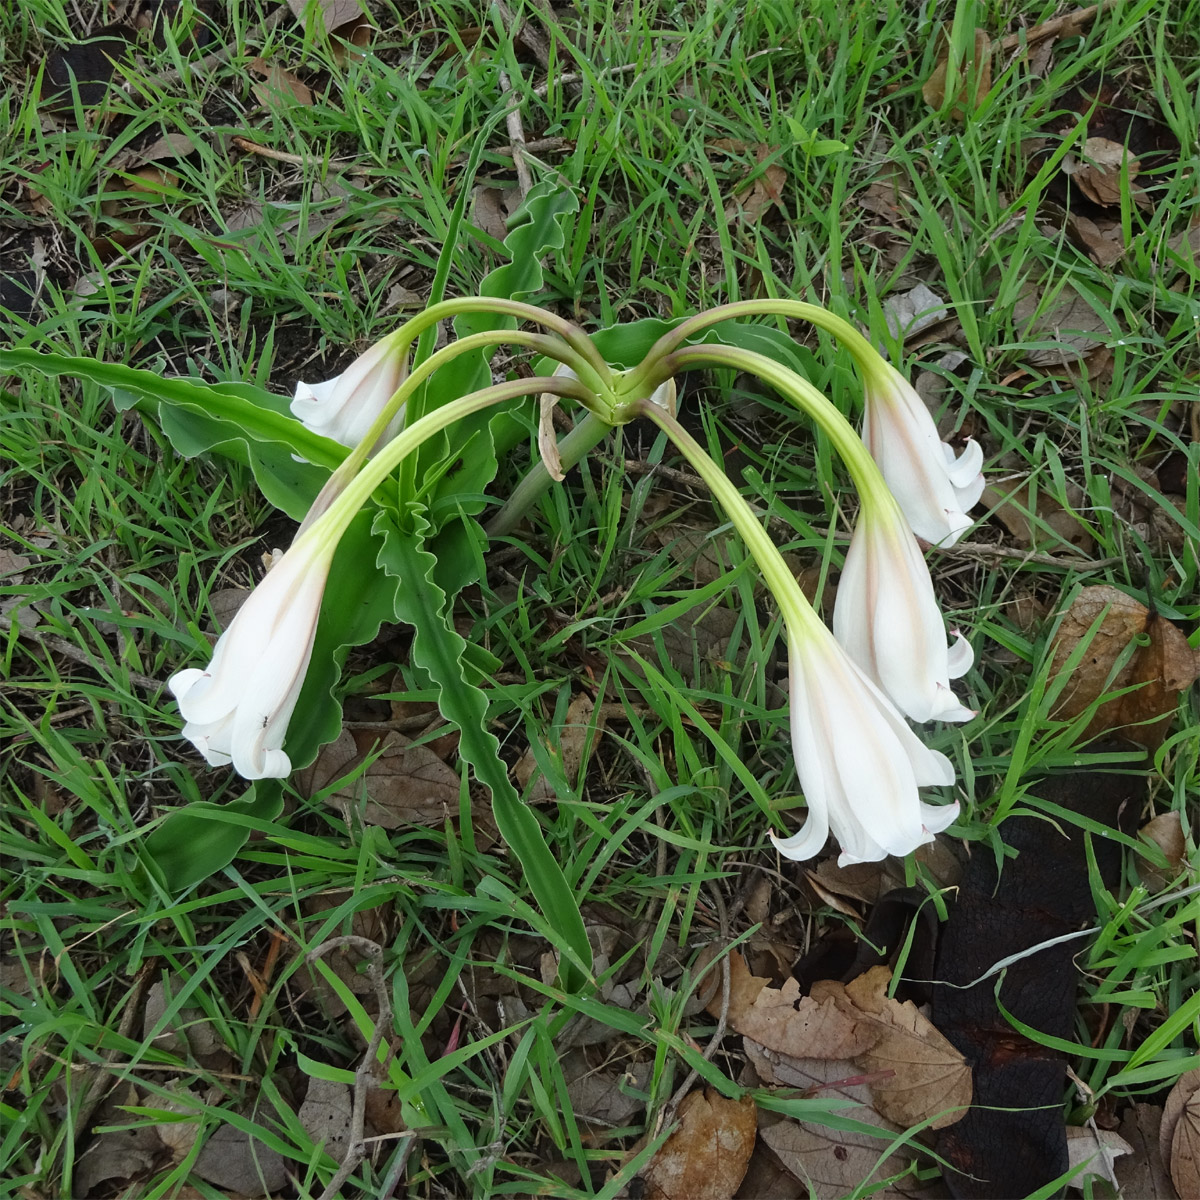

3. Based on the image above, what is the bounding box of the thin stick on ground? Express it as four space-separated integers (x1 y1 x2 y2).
498 69 534 199
307 936 395 1200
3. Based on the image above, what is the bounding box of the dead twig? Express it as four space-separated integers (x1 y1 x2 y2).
945 540 1124 569
999 1 1118 52
230 136 317 166
664 884 732 1116
498 68 534 199
1 611 162 693
495 0 554 71
307 936 395 1200
68 969 152 1146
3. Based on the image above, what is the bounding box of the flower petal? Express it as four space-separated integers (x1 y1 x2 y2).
290 337 406 449
833 508 975 724
862 364 984 547
776 628 957 866
169 537 332 780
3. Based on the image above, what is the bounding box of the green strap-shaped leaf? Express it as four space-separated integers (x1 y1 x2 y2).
0 351 344 520
377 507 591 990
141 781 284 893
408 182 580 520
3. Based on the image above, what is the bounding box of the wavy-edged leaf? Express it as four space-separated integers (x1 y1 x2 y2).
283 507 402 772
0 351 344 520
378 506 591 989
408 182 580 532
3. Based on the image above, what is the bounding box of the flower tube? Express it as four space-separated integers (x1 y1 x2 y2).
858 360 984 548
635 397 960 865
291 332 408 450
169 537 333 779
833 500 975 723
776 629 959 865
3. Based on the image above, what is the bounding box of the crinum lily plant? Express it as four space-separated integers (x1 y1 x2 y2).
169 295 981 869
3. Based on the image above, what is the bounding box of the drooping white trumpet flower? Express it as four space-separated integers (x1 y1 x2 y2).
169 537 333 779
291 334 406 450
635 397 962 866
833 500 975 724
771 630 960 866
860 362 984 548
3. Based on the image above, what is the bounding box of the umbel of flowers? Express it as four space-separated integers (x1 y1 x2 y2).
169 298 983 867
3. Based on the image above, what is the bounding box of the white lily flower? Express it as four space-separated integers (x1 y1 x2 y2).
833 503 975 723
291 335 406 449
861 362 984 547
771 628 961 866
168 537 333 779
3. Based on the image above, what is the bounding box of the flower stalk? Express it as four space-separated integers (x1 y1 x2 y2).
634 397 960 864
627 298 984 545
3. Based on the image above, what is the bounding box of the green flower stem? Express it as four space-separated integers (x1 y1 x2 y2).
296 374 595 556
485 410 614 537
626 299 884 392
664 343 896 514
635 398 825 640
387 296 614 392
309 329 601 531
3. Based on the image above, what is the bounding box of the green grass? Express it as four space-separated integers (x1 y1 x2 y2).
2 1 1198 1197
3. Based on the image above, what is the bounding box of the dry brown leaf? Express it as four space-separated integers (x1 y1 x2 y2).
301 727 460 828
471 185 512 242
1013 277 1111 366
752 1055 913 1200
735 975 877 1061
1067 213 1125 267
640 1088 757 1200
1137 811 1188 892
1115 1103 1173 1200
287 0 366 37
1048 586 1200 750
248 56 313 107
514 692 603 802
882 283 949 341
703 949 771 1024
124 130 199 168
981 478 1095 555
152 1086 203 1160
1170 1091 1200 1200
562 1049 652 1128
922 29 992 117
299 1075 353 1165
192 1120 289 1193
833 967 971 1129
1066 1125 1131 1187
710 140 786 226
1063 137 1140 206
726 163 787 225
142 978 229 1066
805 841 961 909
1160 1070 1200 1167
74 1084 162 1197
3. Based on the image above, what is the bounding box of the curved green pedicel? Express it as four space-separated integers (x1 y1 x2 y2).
295 372 595 559
624 298 884 391
633 398 827 642
304 328 611 532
